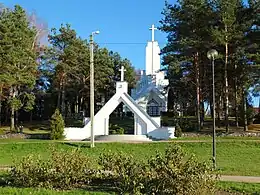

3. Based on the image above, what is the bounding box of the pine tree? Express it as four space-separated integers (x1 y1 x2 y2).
50 109 65 140
0 5 37 131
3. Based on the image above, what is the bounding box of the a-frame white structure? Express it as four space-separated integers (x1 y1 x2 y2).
64 66 175 141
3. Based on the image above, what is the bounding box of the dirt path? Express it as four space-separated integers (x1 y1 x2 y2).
220 175 260 183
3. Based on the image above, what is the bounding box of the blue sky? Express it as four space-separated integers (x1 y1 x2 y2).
3 0 259 107
3 0 170 70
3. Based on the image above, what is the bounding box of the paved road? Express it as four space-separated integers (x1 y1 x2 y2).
220 175 260 183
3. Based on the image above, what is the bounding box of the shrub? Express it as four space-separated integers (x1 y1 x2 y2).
98 146 216 195
9 149 95 189
98 151 145 194
238 104 257 125
253 113 260 124
178 118 196 132
50 109 65 140
174 123 182 137
144 145 217 195
65 118 84 127
0 128 5 135
109 124 124 135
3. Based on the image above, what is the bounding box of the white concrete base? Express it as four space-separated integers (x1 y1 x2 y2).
95 135 152 142
64 126 176 141
64 127 90 140
147 127 175 140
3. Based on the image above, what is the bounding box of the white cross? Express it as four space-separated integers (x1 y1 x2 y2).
119 66 126 81
149 24 157 42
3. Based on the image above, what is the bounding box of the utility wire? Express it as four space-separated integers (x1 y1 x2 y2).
97 42 167 45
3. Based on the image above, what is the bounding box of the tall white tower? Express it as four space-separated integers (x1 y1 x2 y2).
145 24 161 75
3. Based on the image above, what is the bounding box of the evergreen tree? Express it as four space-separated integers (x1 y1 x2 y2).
0 5 38 131
50 109 64 140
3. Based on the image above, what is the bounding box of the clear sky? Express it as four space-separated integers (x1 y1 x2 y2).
3 0 171 70
3 0 259 107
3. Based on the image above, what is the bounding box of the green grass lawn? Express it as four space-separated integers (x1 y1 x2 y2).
218 181 260 194
175 136 260 141
0 141 260 176
0 187 112 195
0 182 258 195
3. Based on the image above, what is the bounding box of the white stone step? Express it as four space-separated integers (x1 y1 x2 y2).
95 134 152 142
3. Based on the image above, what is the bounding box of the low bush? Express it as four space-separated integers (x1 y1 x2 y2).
238 105 257 125
174 123 182 137
65 118 84 127
109 124 124 135
144 145 217 195
253 113 260 124
8 145 217 194
98 151 145 194
10 149 95 189
98 145 216 195
50 109 65 140
0 128 5 135
178 118 197 132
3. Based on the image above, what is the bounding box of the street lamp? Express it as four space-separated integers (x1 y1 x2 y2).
90 30 99 148
207 49 218 169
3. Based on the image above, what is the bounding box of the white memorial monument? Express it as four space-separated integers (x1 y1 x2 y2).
64 24 175 141
131 24 169 117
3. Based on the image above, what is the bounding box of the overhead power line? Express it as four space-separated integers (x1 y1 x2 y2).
97 42 167 45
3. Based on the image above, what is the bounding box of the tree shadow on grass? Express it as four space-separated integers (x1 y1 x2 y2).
83 184 116 194
62 142 90 149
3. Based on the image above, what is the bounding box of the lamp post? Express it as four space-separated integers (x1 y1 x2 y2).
207 49 218 169
90 31 100 148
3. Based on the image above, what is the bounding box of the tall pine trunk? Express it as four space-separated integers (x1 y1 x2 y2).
0 85 2 127
194 52 201 131
234 62 239 127
234 76 239 127
243 89 248 131
57 83 61 110
10 86 15 132
224 31 229 133
61 82 65 117
75 95 79 113
217 95 221 128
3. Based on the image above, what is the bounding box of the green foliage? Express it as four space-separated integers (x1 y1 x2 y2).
0 5 38 130
160 0 260 130
65 119 84 127
0 128 5 135
144 146 216 195
9 149 95 190
109 124 124 135
99 151 145 194
7 98 22 112
175 123 182 137
238 104 257 125
176 118 196 132
50 109 65 140
98 145 216 195
253 113 260 124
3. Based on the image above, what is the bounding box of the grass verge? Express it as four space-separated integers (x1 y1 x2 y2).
0 187 112 195
218 181 260 194
0 142 259 176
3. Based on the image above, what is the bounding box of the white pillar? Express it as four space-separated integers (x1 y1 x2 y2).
134 115 144 135
104 117 109 135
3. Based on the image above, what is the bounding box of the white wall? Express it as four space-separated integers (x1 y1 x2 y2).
64 87 160 140
148 127 175 140
145 41 161 75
